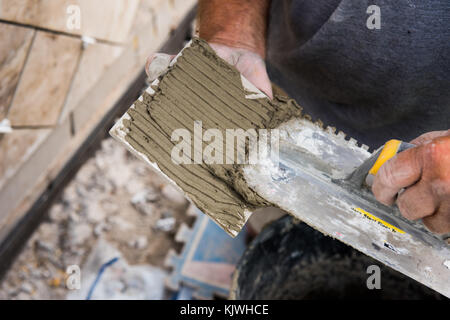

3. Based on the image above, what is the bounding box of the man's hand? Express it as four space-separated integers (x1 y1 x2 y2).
145 44 272 99
207 43 272 99
372 130 450 234
145 0 273 98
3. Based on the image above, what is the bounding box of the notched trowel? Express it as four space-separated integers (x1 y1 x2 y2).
110 38 450 297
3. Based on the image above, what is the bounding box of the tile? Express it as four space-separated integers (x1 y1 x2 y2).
0 23 34 120
0 0 140 43
8 31 82 126
60 42 123 121
0 128 50 188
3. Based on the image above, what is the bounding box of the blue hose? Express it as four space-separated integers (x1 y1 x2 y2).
86 257 119 300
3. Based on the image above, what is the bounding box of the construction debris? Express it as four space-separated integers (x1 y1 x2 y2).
155 212 176 233
67 239 167 300
0 138 191 299
166 207 248 299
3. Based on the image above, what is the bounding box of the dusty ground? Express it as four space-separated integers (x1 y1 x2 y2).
0 137 193 300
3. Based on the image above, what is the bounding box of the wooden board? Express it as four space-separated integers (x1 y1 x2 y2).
0 0 140 43
0 23 34 120
7 31 81 127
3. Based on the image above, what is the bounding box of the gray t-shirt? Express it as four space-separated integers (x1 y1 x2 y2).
266 0 450 148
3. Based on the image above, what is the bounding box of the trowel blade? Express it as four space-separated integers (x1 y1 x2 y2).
242 118 450 298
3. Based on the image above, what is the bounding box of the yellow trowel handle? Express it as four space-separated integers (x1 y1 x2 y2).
365 139 416 186
343 139 416 188
369 140 414 175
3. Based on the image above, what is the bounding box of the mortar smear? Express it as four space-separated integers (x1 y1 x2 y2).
122 38 303 236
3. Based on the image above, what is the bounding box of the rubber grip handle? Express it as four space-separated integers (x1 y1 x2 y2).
368 140 416 176
337 140 416 188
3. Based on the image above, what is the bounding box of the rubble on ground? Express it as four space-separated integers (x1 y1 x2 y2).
0 138 191 300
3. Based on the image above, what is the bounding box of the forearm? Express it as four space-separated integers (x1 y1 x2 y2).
198 0 271 58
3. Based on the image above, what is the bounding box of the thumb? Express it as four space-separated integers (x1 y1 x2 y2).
209 43 273 99
240 58 273 100
145 53 175 81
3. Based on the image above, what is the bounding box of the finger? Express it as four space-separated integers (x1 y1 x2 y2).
246 63 273 99
145 53 175 80
396 180 437 220
237 55 273 99
410 130 450 146
422 203 450 234
372 147 422 205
